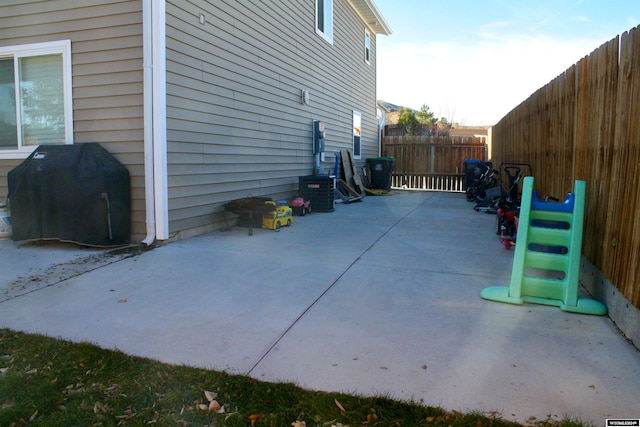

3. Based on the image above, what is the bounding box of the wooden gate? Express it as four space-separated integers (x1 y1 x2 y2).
381 136 487 192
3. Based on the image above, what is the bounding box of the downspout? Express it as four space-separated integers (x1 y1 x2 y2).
377 106 386 157
152 0 169 241
142 0 169 245
142 0 155 245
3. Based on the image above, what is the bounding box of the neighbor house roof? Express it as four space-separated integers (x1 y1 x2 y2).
349 0 392 35
449 127 489 137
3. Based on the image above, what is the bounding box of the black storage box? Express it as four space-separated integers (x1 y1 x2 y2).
299 175 334 212
8 143 131 247
366 157 395 191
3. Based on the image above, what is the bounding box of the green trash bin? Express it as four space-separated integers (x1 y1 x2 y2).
366 157 395 191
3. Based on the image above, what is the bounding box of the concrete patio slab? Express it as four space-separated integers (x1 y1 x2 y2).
1 190 638 425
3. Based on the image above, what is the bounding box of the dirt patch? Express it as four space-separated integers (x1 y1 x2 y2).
1 244 154 302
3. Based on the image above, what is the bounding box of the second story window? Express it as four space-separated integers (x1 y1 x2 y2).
316 0 333 44
364 30 371 64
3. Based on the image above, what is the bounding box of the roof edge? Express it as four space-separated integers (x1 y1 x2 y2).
348 0 392 35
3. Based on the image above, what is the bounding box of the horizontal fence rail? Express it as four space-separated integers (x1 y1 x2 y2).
382 136 487 192
383 123 449 137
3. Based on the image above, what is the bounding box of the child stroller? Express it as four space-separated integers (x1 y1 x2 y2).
468 163 502 213
494 162 532 249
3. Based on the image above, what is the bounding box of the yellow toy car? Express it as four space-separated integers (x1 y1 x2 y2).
262 201 293 230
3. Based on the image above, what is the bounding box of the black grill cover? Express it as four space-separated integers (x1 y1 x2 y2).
8 143 131 247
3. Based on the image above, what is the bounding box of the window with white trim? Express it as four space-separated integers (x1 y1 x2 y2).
0 40 73 156
315 0 333 44
364 30 371 64
353 110 361 159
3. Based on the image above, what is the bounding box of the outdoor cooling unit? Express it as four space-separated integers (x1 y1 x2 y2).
299 175 334 212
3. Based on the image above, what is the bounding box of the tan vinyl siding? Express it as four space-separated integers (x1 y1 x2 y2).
165 0 379 236
0 0 146 241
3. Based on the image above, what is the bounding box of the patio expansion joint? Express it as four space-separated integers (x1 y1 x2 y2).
246 193 436 375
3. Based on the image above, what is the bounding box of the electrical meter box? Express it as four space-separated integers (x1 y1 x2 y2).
313 120 325 154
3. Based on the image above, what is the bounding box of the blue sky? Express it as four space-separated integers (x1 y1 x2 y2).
373 0 639 125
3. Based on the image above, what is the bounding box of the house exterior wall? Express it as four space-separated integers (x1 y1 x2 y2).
165 0 380 238
1 0 383 243
0 0 148 241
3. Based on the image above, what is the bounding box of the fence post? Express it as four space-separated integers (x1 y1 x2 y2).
430 144 435 173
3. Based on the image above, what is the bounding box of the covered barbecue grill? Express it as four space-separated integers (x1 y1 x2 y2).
8 143 131 247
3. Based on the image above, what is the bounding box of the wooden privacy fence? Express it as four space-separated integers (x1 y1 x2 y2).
491 25 640 310
381 136 487 192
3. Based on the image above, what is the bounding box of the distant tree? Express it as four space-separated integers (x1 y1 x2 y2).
439 117 452 128
439 103 458 127
397 108 420 135
416 104 437 125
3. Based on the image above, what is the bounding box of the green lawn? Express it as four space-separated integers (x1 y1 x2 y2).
0 329 587 427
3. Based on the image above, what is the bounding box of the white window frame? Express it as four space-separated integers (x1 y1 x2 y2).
353 110 361 159
364 29 371 64
315 0 334 44
0 40 73 159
